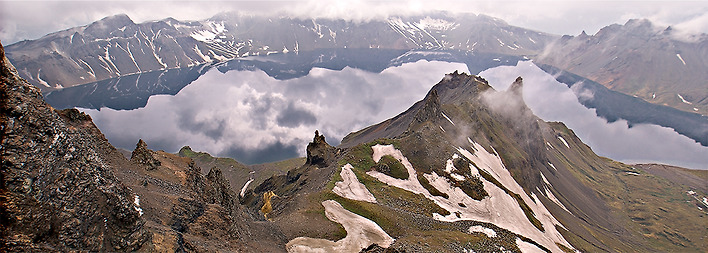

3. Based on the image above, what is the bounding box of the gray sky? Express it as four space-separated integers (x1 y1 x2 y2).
2 0 708 45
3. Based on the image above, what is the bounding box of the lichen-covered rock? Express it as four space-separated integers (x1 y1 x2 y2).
0 41 149 251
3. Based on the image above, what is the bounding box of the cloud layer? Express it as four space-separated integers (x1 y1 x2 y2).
84 60 470 164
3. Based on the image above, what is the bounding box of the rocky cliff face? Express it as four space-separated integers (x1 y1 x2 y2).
1 41 149 251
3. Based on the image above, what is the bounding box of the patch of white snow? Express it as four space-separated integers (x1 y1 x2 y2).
557 136 570 148
367 145 427 194
333 164 377 203
240 178 254 197
368 143 574 253
540 172 551 185
450 173 465 181
676 54 686 65
547 162 557 171
543 186 571 214
442 112 455 125
133 195 143 216
286 200 393 253
677 94 692 104
516 237 544 253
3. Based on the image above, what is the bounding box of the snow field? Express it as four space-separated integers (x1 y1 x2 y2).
367 143 573 253
286 200 394 253
333 164 377 203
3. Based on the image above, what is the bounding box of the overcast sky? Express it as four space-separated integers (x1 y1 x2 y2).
1 0 707 45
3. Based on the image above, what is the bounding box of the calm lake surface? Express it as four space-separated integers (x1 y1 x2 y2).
77 58 708 169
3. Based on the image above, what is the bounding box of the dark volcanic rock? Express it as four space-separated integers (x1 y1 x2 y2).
305 130 338 168
130 139 161 170
0 42 149 251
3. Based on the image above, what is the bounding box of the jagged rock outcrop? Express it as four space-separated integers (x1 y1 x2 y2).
130 139 161 170
412 89 441 125
185 161 237 212
0 41 149 251
305 130 338 168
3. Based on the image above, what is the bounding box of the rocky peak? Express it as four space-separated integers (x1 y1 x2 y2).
305 130 337 167
622 18 664 36
130 139 161 170
84 14 136 38
204 167 237 210
413 89 441 125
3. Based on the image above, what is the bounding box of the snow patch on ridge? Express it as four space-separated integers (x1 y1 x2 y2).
676 53 686 65
286 200 393 253
333 164 377 203
677 94 693 105
543 186 571 214
547 162 557 171
367 145 427 194
133 195 143 216
557 136 570 148
415 16 459 31
442 112 455 125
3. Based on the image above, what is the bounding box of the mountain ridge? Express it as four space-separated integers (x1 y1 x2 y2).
5 12 556 91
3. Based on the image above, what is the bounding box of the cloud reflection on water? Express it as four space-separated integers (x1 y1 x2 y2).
84 61 470 164
84 59 708 169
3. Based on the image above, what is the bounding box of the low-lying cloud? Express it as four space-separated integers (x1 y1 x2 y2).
480 61 708 170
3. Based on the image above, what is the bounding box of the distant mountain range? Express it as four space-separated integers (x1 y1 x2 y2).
5 12 707 118
4 12 553 90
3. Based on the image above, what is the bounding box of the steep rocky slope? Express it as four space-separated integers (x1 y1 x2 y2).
537 19 708 116
1 41 148 251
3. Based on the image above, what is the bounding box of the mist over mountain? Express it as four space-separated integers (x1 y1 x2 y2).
4 12 554 91
5 12 707 153
2 8 708 252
